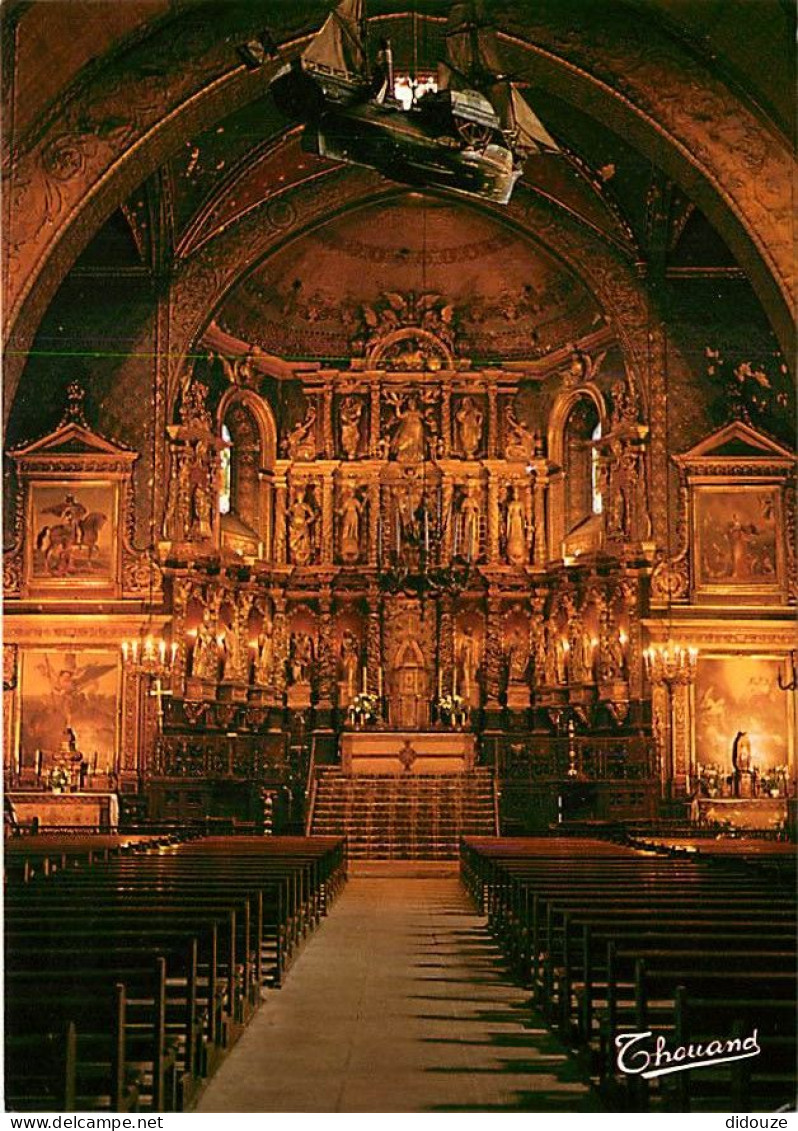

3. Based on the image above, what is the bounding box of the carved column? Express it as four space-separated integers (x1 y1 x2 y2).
317 591 335 707
369 382 381 457
368 478 380 567
487 381 498 458
621 577 643 700
533 473 547 566
524 474 535 563
441 382 452 457
366 583 382 697
485 592 503 708
3 644 18 778
651 680 670 794
322 384 334 459
487 471 501 564
271 594 288 701
320 468 335 565
273 468 288 565
442 476 454 562
438 598 455 697
671 681 692 796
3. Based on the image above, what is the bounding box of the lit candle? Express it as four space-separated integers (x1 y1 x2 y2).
122 641 128 662
362 666 367 694
159 639 166 663
453 670 458 698
171 641 178 663
132 639 139 662
378 667 383 699
438 669 443 699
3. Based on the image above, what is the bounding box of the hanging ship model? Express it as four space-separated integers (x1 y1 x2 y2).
269 0 559 205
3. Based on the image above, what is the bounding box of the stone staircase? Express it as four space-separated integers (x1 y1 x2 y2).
309 768 497 859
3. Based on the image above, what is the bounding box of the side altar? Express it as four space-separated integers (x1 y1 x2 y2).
341 731 476 774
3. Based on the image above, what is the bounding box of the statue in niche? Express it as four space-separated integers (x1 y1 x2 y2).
457 483 481 562
222 593 252 683
505 626 529 683
505 485 528 566
289 631 314 686
597 605 625 682
287 486 316 565
540 618 561 686
530 610 545 682
456 396 483 459
338 482 364 564
339 396 363 460
191 608 219 682
456 626 480 702
284 404 317 461
340 630 360 701
504 403 536 463
388 393 427 462
255 614 274 686
563 597 592 683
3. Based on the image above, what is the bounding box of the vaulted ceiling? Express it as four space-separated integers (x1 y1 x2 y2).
2 0 794 427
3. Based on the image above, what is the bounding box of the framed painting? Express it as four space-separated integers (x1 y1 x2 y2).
694 654 790 777
28 481 117 589
17 648 120 773
692 483 783 601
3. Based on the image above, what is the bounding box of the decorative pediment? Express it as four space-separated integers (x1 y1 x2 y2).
9 383 136 476
674 420 796 472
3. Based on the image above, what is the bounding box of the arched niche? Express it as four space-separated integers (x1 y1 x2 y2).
217 387 277 562
547 383 608 561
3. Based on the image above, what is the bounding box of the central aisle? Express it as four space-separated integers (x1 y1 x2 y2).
196 866 602 1113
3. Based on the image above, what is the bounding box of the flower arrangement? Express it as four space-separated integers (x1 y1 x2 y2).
437 694 468 728
759 764 790 798
348 691 380 728
697 762 723 797
48 766 70 793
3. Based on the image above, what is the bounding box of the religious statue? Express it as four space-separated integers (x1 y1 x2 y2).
389 393 427 462
540 619 561 686
504 403 536 463
287 486 316 565
339 396 363 460
455 396 483 459
457 483 481 562
456 626 480 702
610 377 638 430
222 593 253 683
289 631 314 686
284 404 317 461
505 486 528 566
254 616 274 686
505 626 529 683
191 608 219 682
340 630 360 701
597 606 625 682
338 482 363 564
732 731 754 798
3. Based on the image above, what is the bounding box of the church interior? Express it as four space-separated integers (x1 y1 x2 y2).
3 0 796 1115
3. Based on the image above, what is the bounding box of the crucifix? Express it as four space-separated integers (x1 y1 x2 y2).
148 676 173 729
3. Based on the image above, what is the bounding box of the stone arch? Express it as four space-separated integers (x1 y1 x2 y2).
547 384 609 559
216 387 278 561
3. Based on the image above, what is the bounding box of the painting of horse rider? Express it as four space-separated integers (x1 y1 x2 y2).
31 484 113 580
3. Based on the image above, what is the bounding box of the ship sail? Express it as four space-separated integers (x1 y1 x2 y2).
490 82 559 154
440 0 504 89
303 0 367 78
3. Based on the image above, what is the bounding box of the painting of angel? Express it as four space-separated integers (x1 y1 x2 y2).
19 649 119 771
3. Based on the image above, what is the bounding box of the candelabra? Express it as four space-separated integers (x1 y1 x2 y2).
643 642 698 686
378 491 472 599
121 632 177 729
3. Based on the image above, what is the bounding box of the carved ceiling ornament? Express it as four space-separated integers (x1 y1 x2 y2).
354 291 457 371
